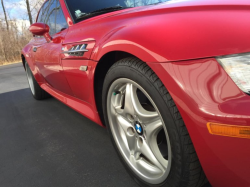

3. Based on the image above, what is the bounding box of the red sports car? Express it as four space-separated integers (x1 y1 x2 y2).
22 0 250 186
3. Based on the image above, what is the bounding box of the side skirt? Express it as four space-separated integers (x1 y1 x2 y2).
41 83 104 127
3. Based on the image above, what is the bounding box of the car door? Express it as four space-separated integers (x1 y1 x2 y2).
59 0 97 103
33 0 73 96
60 40 96 103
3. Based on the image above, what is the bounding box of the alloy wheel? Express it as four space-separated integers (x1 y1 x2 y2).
107 78 172 184
25 65 35 95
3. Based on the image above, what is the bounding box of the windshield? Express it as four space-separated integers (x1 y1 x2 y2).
65 0 171 22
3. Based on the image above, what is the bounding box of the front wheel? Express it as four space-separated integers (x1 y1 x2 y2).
102 57 207 187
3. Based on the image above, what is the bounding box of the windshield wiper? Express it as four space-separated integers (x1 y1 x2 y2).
76 6 130 20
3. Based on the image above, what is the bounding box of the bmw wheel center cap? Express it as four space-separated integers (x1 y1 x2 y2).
134 121 143 136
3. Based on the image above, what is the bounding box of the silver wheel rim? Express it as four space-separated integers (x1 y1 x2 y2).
107 78 172 184
26 66 35 95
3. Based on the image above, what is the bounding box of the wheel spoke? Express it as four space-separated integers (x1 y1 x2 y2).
135 106 158 123
145 119 163 143
111 93 124 114
117 115 136 152
123 83 158 122
138 137 164 172
123 83 137 115
117 115 133 132
135 158 162 175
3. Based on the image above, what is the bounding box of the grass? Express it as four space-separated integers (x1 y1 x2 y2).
0 61 21 66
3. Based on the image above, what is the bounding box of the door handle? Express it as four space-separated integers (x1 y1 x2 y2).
33 47 37 52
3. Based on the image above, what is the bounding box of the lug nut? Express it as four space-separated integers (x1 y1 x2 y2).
138 137 143 148
127 114 134 122
127 127 135 136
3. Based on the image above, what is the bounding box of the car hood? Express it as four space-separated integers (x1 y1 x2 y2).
127 0 250 13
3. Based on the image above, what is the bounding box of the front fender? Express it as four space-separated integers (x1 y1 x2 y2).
92 39 168 63
21 42 44 84
91 4 250 63
22 43 34 71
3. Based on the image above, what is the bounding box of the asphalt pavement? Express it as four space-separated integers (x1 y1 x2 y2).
0 63 211 187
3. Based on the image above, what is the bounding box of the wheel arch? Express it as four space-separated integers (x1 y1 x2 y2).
21 52 45 85
95 54 208 186
21 54 26 70
94 51 139 126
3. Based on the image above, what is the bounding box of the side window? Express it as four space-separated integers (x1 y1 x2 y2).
44 0 57 36
55 1 68 33
37 7 43 22
36 0 68 35
37 1 49 23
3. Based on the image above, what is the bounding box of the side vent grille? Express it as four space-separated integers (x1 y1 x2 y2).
63 44 88 56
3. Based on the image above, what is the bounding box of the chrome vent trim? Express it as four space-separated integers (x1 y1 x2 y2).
62 44 88 56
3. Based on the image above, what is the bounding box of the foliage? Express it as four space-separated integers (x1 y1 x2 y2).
0 0 44 65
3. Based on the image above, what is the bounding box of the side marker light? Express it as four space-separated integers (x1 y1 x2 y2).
207 122 250 139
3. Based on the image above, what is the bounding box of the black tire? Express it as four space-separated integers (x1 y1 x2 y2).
25 61 50 100
102 57 208 187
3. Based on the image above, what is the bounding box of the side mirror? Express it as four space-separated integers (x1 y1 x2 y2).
29 23 52 42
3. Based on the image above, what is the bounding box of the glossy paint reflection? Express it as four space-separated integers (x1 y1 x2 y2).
149 58 250 187
161 59 249 120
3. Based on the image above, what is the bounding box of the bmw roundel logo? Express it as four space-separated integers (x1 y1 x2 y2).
134 122 143 135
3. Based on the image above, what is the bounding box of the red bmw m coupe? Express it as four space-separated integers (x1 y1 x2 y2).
22 0 250 186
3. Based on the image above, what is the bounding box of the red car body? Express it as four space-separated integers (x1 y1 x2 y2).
22 0 250 186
